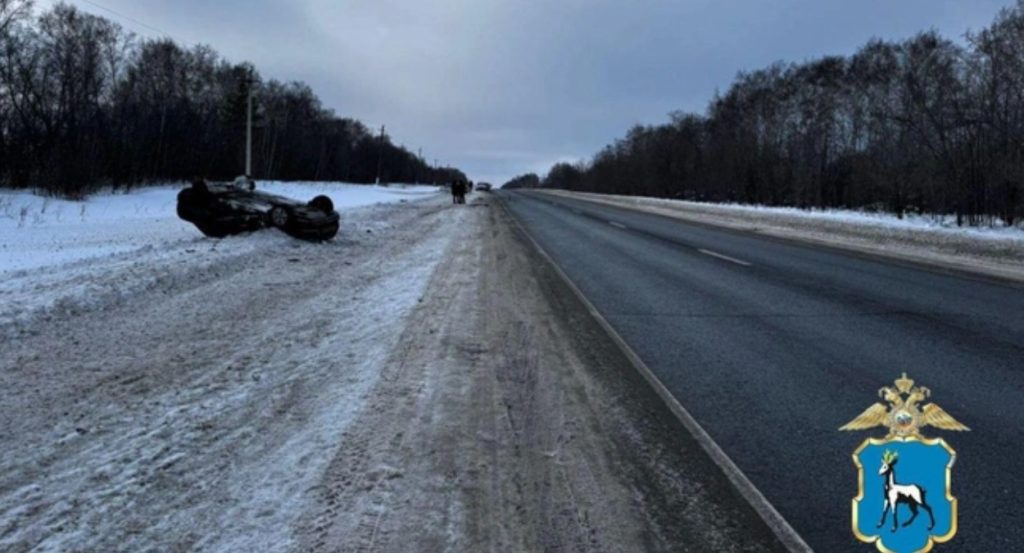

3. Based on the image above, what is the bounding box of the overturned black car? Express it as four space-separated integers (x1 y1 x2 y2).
177 178 340 241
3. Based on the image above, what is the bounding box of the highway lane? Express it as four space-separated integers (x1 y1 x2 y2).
499 190 1024 552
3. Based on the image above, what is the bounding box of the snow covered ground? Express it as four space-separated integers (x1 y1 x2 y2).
543 190 1024 282
0 182 441 274
0 183 441 334
0 195 455 552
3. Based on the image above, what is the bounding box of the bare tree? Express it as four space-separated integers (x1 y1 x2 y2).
0 1 463 195
545 2 1024 228
0 0 31 37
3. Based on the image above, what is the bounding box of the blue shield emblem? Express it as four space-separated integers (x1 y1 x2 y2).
852 437 957 553
841 374 967 552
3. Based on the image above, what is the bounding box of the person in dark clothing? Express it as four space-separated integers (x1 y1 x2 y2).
451 180 467 204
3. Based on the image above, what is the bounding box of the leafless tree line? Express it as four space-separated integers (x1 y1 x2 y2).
0 1 464 197
501 173 540 189
544 2 1024 227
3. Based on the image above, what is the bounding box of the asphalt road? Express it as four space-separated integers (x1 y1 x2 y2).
499 190 1024 552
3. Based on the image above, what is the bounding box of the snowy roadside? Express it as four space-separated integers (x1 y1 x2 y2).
0 196 456 552
0 182 441 274
542 189 1024 282
0 183 442 335
294 196 785 552
0 191 786 553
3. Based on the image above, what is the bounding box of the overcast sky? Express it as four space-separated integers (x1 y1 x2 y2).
38 0 1016 184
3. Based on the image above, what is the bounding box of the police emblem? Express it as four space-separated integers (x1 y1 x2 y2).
840 373 968 553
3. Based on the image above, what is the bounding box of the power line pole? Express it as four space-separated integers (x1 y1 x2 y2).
416 148 422 184
245 73 254 178
375 124 386 185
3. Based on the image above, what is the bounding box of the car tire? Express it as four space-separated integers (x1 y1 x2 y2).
309 195 334 213
268 206 291 228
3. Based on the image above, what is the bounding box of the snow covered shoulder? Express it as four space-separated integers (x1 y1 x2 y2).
0 194 452 552
0 183 440 333
542 189 1024 283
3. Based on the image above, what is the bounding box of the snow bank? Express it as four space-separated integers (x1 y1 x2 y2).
544 190 1024 281
557 192 1024 238
0 182 441 274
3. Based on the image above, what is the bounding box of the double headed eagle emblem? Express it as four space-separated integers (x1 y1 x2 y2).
840 373 969 438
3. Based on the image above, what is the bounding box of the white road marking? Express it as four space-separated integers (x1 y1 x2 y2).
698 249 752 267
608 221 627 230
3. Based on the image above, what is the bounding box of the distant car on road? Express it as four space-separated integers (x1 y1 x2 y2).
177 178 340 241
476 182 493 192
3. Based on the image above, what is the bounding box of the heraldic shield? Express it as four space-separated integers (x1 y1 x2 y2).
852 437 957 553
841 373 967 553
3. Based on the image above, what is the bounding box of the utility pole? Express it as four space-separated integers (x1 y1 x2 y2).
245 73 254 179
416 148 422 184
375 124 386 185
433 158 438 185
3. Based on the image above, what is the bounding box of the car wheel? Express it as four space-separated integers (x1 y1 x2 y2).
309 195 334 213
268 206 291 228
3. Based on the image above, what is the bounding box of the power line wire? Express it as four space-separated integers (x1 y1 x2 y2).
50 0 172 38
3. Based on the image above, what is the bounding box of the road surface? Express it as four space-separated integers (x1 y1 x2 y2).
297 196 784 553
500 190 1024 552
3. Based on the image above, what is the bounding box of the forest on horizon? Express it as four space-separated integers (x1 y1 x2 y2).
541 1 1024 227
0 1 466 197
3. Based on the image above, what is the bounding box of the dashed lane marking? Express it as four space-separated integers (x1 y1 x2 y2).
698 248 752 267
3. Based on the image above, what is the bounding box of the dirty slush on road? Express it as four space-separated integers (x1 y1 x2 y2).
1 194 783 552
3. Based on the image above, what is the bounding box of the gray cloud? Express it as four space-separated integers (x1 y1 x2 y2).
41 0 1015 184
